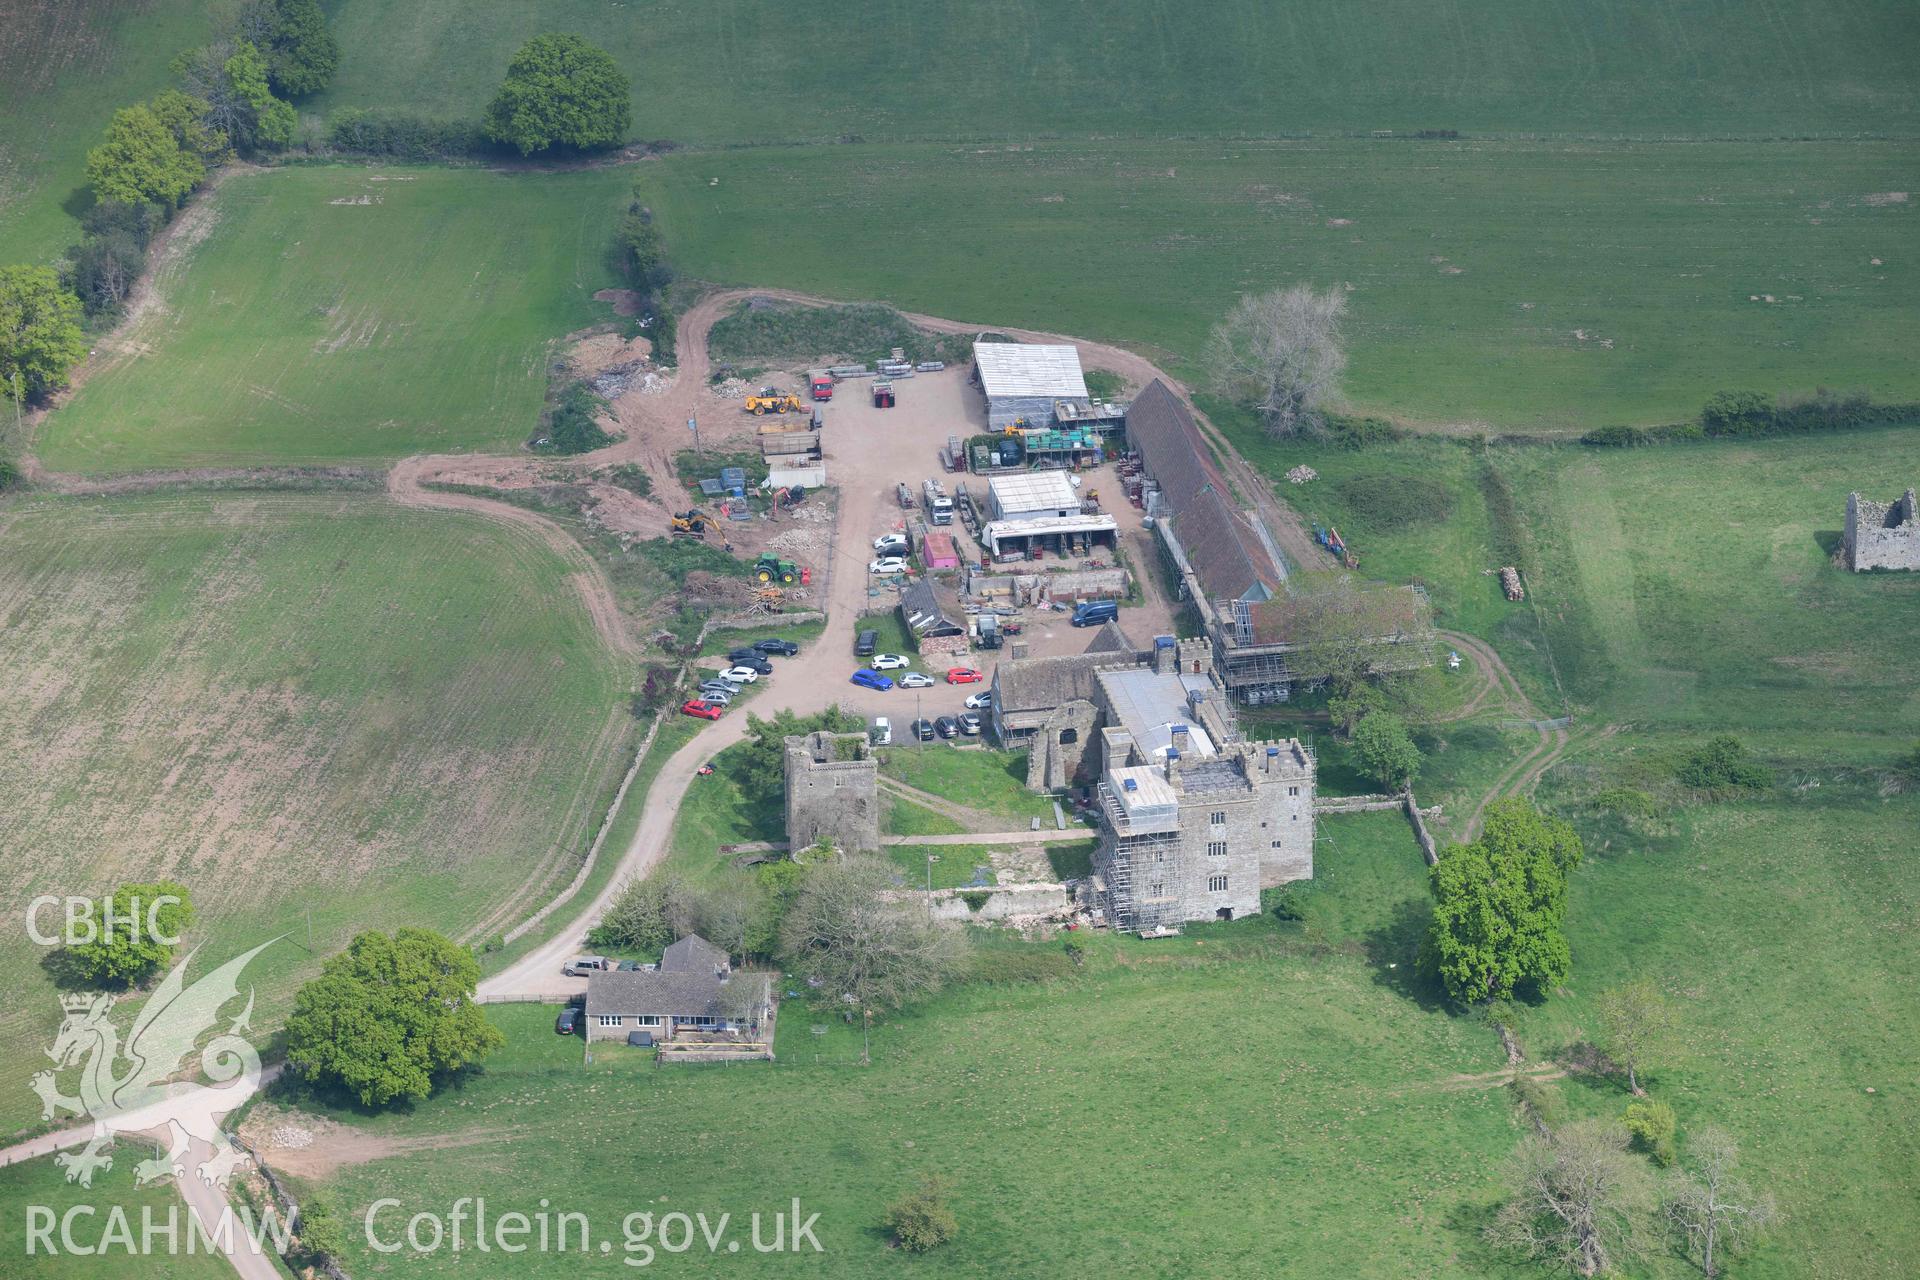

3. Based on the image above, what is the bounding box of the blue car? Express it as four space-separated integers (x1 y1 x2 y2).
849 668 895 691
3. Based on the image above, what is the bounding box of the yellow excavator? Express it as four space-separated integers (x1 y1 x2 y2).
670 508 711 537
743 387 804 415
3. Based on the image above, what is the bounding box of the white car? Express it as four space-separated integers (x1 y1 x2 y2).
869 556 909 575
720 666 760 684
871 653 911 670
871 716 893 746
899 671 935 688
873 533 910 554
964 691 993 710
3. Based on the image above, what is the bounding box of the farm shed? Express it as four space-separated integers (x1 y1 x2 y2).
982 513 1119 560
921 530 961 570
989 470 1080 521
974 342 1091 431
899 578 965 641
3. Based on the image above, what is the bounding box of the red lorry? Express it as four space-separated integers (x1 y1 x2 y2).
809 373 834 401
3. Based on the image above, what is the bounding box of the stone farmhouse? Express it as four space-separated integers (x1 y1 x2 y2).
989 633 1315 929
784 729 880 853
1843 488 1920 571
585 935 766 1044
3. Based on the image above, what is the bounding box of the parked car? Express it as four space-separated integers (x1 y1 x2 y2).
700 679 742 696
946 666 983 684
869 556 910 576
934 715 960 739
681 699 724 720
720 666 761 684
753 638 800 656
958 712 982 735
871 716 893 746
725 651 774 673
1071 599 1120 627
555 1007 579 1035
909 718 936 741
563 956 611 976
964 691 994 710
900 671 935 688
873 533 910 555
871 653 911 670
855 629 878 657
850 668 895 691
698 688 733 706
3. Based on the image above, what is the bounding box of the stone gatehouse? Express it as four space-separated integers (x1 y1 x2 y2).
783 730 879 853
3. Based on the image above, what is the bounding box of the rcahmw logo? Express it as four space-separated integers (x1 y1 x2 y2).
26 893 186 947
26 1203 298 1259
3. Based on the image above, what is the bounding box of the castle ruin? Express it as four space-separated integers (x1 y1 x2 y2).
1843 488 1920 571
783 730 880 853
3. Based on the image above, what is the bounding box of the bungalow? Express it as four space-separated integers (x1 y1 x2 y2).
584 935 765 1043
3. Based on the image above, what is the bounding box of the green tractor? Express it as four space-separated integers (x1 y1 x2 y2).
752 553 805 585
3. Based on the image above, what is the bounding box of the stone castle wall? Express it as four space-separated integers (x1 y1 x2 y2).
1845 488 1920 571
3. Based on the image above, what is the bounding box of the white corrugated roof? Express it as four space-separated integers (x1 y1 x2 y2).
974 343 1089 399
989 470 1079 514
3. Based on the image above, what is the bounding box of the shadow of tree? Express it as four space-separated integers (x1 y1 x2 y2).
1363 897 1448 1011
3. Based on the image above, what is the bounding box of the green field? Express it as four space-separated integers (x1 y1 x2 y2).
0 0 209 264
287 816 1541 1280
0 491 629 1137
37 165 629 473
0 1153 239 1278
637 139 1918 428
314 0 1920 142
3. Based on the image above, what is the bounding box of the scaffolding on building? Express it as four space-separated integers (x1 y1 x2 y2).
1095 780 1185 934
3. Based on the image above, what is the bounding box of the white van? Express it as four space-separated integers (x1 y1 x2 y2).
871 716 893 746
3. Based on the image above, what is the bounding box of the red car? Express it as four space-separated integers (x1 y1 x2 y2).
945 667 983 685
681 699 723 720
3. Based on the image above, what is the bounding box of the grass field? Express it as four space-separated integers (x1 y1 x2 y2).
637 139 1918 428
37 165 629 473
0 0 209 264
290 816 1542 1280
0 1153 239 1278
0 491 629 1137
312 0 1920 142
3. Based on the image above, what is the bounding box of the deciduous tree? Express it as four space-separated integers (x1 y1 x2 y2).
883 1176 958 1253
1205 283 1348 437
285 928 503 1107
239 0 339 98
779 857 968 1061
1664 1126 1777 1278
86 105 205 209
64 881 195 988
176 40 295 153
1352 710 1421 791
0 266 87 402
484 33 631 156
1421 799 1583 1002
1595 978 1677 1095
1488 1119 1651 1278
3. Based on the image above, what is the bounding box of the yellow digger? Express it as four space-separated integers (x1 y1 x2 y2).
743 387 804 416
670 508 712 537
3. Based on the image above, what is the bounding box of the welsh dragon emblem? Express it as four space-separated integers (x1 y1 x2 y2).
31 940 275 1189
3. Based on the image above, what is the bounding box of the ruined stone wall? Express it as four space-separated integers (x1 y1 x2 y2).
784 731 880 853
1845 488 1920 571
1025 699 1099 790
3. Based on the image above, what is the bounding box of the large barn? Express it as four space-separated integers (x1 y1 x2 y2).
973 342 1091 431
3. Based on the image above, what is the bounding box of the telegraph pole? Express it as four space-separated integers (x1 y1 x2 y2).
688 415 700 456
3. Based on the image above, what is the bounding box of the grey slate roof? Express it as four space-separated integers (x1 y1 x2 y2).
661 934 729 975
1125 380 1281 603
586 969 723 1019
899 578 964 638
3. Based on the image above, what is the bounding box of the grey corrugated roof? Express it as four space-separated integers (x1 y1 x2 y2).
974 343 1089 399
899 578 964 637
989 470 1079 515
587 970 723 1019
1126 381 1281 603
661 934 729 974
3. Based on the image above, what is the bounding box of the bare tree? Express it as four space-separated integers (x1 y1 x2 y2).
1594 979 1677 1095
1205 284 1348 437
1488 1120 1652 1278
1664 1127 1777 1278
717 970 772 1036
695 879 759 961
778 857 969 1064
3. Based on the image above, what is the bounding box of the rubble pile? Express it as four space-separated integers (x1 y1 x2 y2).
1285 465 1318 484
